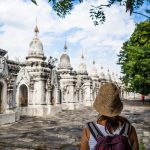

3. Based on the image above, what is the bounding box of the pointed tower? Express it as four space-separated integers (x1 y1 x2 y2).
116 73 121 84
58 41 72 70
57 41 77 110
26 24 46 62
89 60 99 105
64 41 68 51
111 72 116 82
106 69 111 82
76 52 91 107
90 60 98 77
77 52 88 75
16 23 61 117
99 66 105 80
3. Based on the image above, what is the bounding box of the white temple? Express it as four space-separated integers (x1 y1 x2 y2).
0 25 121 125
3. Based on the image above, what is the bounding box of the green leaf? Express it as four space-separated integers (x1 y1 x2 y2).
31 0 38 5
52 0 73 18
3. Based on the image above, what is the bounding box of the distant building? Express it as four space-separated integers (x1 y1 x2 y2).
0 25 120 125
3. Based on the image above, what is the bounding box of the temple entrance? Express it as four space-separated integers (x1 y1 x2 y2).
0 82 3 113
19 84 28 107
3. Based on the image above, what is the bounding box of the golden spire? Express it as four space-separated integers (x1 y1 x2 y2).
64 41 68 51
93 60 95 65
34 25 39 34
81 51 84 59
34 17 39 35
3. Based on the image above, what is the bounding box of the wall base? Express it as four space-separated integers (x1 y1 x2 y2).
20 104 62 116
0 111 19 125
84 100 93 106
61 102 84 110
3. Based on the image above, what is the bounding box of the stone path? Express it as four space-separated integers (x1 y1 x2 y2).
0 104 149 150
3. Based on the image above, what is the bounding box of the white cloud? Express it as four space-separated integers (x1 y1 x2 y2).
0 0 136 76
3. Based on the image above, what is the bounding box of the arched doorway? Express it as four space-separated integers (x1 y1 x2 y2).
19 84 28 107
0 82 3 113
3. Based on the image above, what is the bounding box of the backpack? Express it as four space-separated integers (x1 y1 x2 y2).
87 121 132 150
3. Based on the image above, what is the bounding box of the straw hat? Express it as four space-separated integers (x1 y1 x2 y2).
93 83 123 117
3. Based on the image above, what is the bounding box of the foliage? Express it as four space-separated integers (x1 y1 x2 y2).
31 0 150 26
32 0 74 18
118 20 150 95
31 0 37 5
139 139 145 150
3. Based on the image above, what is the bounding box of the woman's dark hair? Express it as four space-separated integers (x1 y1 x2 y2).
97 115 129 134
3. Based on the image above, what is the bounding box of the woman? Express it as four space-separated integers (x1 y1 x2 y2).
81 83 139 150
141 95 145 104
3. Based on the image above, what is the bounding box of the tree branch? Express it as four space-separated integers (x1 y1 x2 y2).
133 11 150 19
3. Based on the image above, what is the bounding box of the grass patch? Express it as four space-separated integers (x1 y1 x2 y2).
139 142 145 150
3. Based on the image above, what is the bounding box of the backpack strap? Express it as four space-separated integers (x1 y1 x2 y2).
87 122 104 141
119 122 132 136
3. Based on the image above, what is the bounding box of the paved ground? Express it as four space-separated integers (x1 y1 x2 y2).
0 104 150 150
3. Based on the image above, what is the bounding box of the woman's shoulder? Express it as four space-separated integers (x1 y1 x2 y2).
82 126 90 140
129 125 139 149
129 125 138 139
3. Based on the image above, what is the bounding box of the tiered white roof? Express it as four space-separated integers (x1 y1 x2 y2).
105 69 111 81
28 25 44 57
111 72 116 82
99 66 105 80
58 42 72 69
90 60 97 77
77 52 87 75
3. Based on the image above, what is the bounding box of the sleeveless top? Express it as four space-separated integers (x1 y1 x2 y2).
88 123 123 150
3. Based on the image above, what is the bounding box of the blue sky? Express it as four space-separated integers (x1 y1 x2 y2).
0 0 147 77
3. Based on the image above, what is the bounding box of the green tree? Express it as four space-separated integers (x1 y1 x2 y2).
118 20 150 95
31 0 150 25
